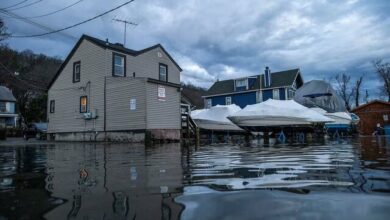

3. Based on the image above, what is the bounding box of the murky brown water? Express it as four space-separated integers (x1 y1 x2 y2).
0 137 389 219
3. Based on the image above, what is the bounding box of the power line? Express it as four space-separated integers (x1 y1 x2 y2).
7 0 44 11
0 0 29 10
22 0 83 19
0 9 76 39
8 0 135 38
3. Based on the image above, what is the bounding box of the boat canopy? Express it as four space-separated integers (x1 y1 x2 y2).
191 104 242 122
294 80 346 112
230 99 333 123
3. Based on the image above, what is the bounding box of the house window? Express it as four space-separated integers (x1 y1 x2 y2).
80 96 88 113
205 99 212 109
159 63 168 82
49 100 55 113
235 78 247 90
73 61 81 82
0 102 6 113
225 97 232 105
256 91 263 103
112 53 126 76
288 89 295 99
273 89 280 100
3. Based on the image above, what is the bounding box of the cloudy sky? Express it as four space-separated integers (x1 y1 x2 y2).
1 0 389 94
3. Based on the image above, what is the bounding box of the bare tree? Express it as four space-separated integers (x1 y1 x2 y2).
335 73 353 111
373 59 390 101
364 89 369 103
353 76 363 107
0 18 9 41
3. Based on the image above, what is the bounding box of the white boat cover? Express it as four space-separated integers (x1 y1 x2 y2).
191 104 242 123
230 99 333 123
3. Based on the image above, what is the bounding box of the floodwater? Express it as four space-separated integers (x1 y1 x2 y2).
0 137 390 220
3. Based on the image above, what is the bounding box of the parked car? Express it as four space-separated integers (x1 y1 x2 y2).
23 123 47 140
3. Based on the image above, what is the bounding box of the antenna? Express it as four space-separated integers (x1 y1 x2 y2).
112 18 137 46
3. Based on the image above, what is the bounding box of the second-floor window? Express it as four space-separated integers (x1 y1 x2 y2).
73 61 81 82
235 78 248 91
159 63 168 82
225 97 232 105
80 96 88 113
113 53 126 77
49 100 55 113
0 102 6 113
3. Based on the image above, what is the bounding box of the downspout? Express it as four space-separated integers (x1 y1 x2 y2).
104 76 107 141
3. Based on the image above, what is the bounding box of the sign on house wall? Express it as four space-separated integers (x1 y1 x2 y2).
158 85 166 101
130 99 136 110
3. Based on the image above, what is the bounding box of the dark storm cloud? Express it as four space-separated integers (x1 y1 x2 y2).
1 0 389 92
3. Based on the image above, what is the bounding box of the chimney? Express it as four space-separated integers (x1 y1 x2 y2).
105 38 109 46
264 66 271 87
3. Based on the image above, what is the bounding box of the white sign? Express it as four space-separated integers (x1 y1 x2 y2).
130 99 136 110
384 114 388 121
158 86 166 101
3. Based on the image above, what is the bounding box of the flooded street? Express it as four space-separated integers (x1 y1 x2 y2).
1 137 390 219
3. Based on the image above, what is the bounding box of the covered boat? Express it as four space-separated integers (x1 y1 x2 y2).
227 99 333 131
294 80 354 132
190 104 244 131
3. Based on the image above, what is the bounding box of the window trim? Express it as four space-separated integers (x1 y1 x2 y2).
112 52 126 77
49 100 55 113
235 78 248 90
80 96 88 113
73 61 81 83
225 96 232 105
159 63 168 82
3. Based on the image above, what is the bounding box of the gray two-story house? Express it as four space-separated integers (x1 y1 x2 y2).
47 35 182 142
0 86 18 128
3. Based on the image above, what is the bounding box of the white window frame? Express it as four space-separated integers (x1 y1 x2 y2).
273 89 280 100
159 64 168 82
225 97 232 105
256 91 263 103
235 78 248 90
113 53 125 77
288 89 295 100
205 99 212 109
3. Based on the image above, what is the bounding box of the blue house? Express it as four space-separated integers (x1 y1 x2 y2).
203 67 304 108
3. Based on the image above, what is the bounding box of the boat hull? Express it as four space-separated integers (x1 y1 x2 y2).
193 119 244 132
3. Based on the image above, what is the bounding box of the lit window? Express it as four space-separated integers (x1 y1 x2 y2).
273 89 280 100
159 64 168 82
225 97 232 105
73 61 80 82
205 99 212 108
49 100 55 113
113 53 126 76
80 96 88 113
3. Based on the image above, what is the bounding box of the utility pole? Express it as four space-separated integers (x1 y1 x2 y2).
112 18 137 46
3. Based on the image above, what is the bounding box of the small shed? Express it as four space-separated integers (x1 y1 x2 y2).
351 100 390 135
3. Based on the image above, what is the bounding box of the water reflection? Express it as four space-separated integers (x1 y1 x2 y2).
0 137 389 219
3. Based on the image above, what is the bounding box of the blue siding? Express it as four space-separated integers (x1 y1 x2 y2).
263 89 273 101
210 92 257 108
279 88 286 100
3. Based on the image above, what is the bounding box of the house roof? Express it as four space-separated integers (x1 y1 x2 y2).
205 68 301 96
351 100 390 112
48 34 182 90
0 86 16 102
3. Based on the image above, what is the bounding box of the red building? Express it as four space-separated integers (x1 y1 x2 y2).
351 100 390 135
